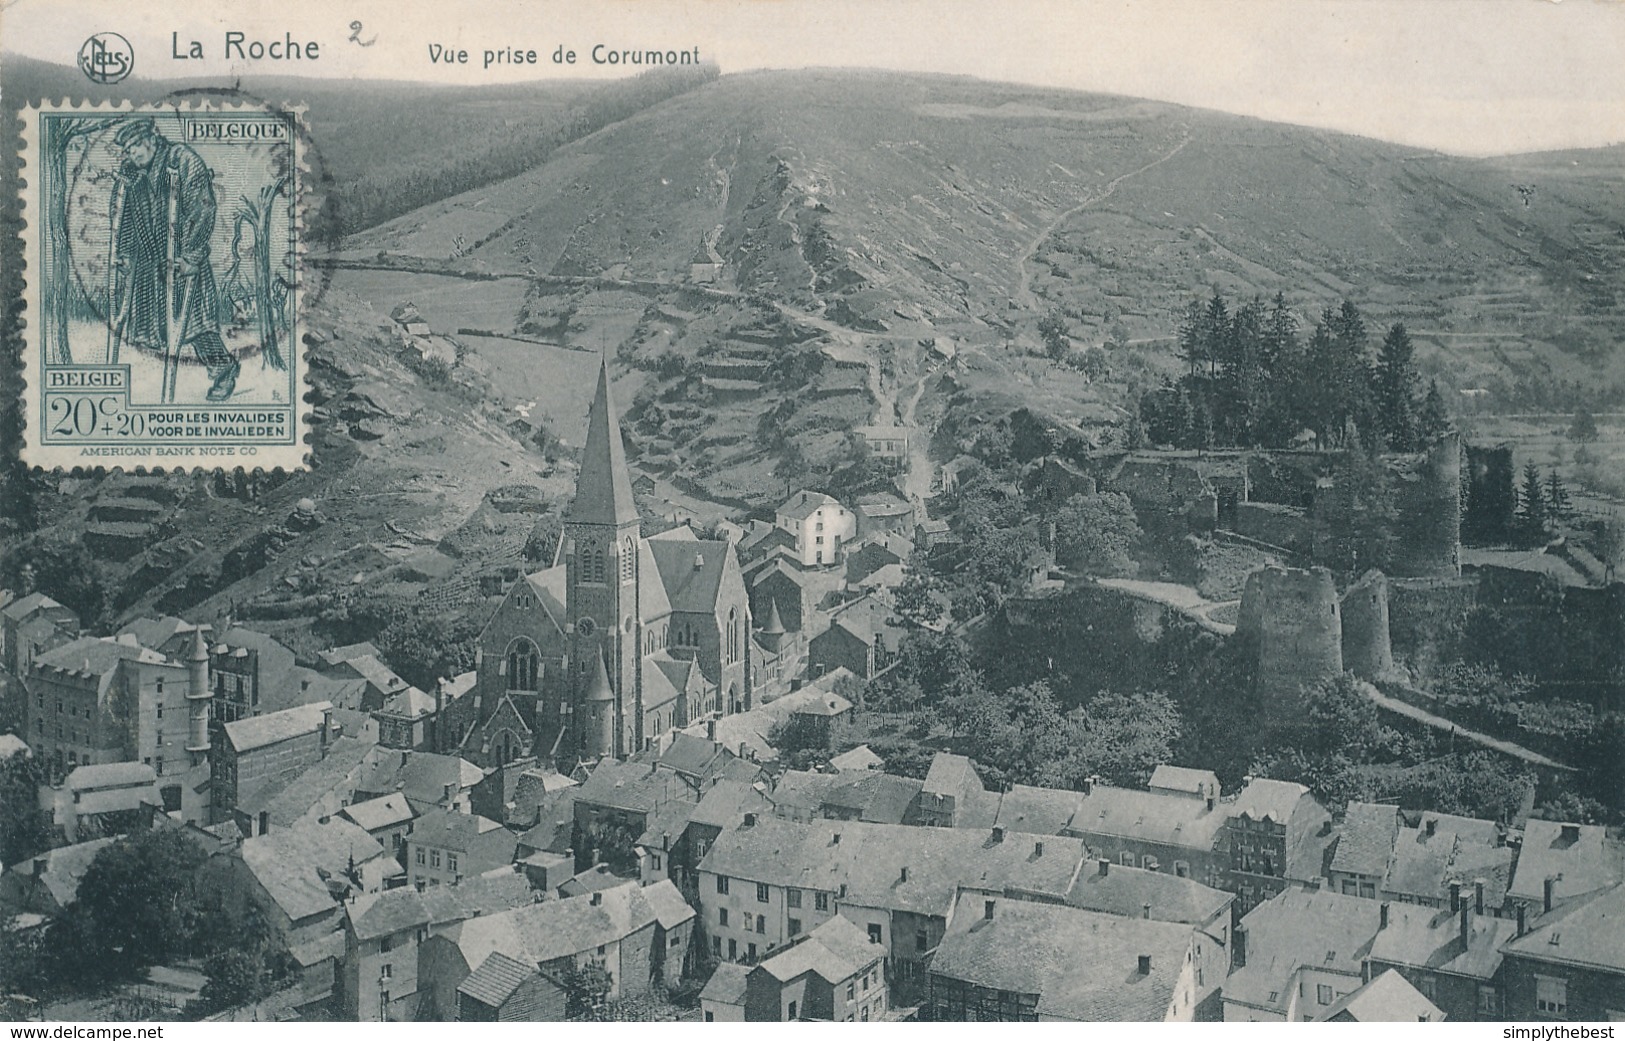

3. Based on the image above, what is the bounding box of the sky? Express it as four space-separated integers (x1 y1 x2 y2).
4 0 1625 155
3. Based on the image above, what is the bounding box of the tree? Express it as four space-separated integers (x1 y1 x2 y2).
892 571 938 626
1039 690 1183 790
1314 447 1399 574
1051 492 1141 576
562 962 615 1019
1518 462 1547 540
1373 323 1420 450
70 828 209 973
1545 471 1573 526
1569 407 1600 443
0 753 52 866
1037 309 1070 364
1417 379 1452 444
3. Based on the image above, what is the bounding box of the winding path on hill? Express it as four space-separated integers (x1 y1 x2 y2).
1014 130 1193 313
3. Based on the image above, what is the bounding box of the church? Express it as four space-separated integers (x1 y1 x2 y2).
462 359 753 770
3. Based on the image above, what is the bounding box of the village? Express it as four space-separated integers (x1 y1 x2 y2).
2 355 1622 1024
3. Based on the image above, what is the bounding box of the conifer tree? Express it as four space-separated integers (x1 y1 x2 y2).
1545 470 1572 525
1519 462 1547 539
1374 322 1420 450
1418 379 1452 443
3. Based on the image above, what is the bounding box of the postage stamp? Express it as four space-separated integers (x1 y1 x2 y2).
20 102 306 470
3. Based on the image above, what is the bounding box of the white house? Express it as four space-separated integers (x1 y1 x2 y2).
775 491 857 568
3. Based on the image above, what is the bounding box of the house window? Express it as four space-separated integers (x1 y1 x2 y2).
380 964 392 980
868 924 882 945
1175 861 1190 878
916 930 929 953
742 911 752 930
1536 976 1568 1016
1417 975 1436 1001
847 982 855 1001
430 850 441 869
788 1000 798 1021
416 848 426 866
156 703 163 719
787 889 801 908
446 854 458 873
788 918 801 937
756 917 765 935
705 1012 714 1023
1317 984 1333 1005
717 875 730 894
380 935 396 953
719 909 728 927
757 882 770 903
1479 986 1499 1016
712 936 721 956
815 892 829 911
652 853 662 871
728 939 737 960
154 757 163 776
1359 882 1376 898
747 942 757 962
1120 851 1134 866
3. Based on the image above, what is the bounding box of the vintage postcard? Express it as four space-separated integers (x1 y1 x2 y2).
1 0 1623 1029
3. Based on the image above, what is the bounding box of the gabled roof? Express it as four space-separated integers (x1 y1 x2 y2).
641 658 681 712
458 952 535 1009
777 491 841 521
700 961 752 1006
828 745 883 772
1147 766 1220 800
318 642 381 668
1069 783 1230 852
565 358 639 527
1225 887 1382 1012
35 635 162 678
634 797 698 850
65 761 156 791
353 749 485 809
931 893 1194 1022
689 779 774 832
1331 803 1401 878
922 752 983 800
3 837 114 907
224 702 332 754
1509 819 1621 907
240 818 385 923
756 914 880 985
1320 969 1443 1022
440 879 693 970
1504 881 1625 973
647 539 736 615
994 784 1089 836
519 566 569 633
240 736 374 828
654 732 730 780
341 792 415 833
1229 777 1313 824
409 808 517 869
1066 859 1233 926
1369 902 1517 981
3 591 64 622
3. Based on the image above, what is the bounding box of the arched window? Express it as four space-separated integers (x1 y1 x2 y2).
506 638 540 691
622 537 635 582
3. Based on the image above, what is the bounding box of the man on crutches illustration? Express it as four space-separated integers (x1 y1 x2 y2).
112 118 239 402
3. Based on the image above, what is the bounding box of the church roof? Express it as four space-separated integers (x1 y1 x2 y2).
760 597 786 635
648 538 735 615
637 540 673 620
566 358 640 528
585 649 615 703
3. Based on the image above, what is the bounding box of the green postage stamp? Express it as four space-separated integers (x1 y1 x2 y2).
21 102 306 470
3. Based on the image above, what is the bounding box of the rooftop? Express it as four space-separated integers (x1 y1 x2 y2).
1369 902 1518 981
441 878 694 971
1225 886 1383 1012
1147 765 1220 800
223 702 332 755
1509 818 1621 907
1504 881 1625 973
340 792 415 833
1066 859 1233 926
240 818 385 923
1320 969 1443 1023
755 913 881 985
1331 803 1401 879
777 491 842 521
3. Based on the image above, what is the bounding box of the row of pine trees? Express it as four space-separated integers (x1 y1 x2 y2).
1140 293 1451 452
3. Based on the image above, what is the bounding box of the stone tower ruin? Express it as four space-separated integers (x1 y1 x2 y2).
1341 569 1396 682
1238 565 1344 717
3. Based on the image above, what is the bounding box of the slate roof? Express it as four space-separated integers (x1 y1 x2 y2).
1504 881 1625 973
240 737 374 828
641 659 682 712
1067 784 1230 852
930 893 1194 1021
65 761 156 790
441 879 694 970
696 817 1089 917
1320 969 1443 1023
1509 819 1622 907
1331 803 1401 878
4 837 114 907
318 642 381 668
410 808 518 872
689 779 775 832
994 784 1089 836
35 635 161 677
1224 887 1383 1013
458 951 535 1008
0 734 29 760
647 539 734 615
3 591 62 621
700 961 752 1007
1369 902 1518 981
634 797 698 850
566 359 640 527
756 914 880 984
240 818 384 923
353 749 485 809
1147 766 1220 800
521 566 569 633
223 702 332 754
1229 777 1312 824
560 864 635 897
653 732 730 780
921 752 982 800
341 792 415 833
828 745 883 772
778 491 842 522
575 759 673 815
378 686 436 720
774 770 920 825
1066 860 1233 926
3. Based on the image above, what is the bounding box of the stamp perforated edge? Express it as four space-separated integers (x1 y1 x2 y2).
17 97 313 474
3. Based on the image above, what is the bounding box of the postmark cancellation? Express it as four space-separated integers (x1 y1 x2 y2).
20 101 307 470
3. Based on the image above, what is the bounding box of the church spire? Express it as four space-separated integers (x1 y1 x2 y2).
566 356 640 528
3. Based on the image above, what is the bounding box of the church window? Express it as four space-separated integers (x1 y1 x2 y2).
506 639 540 691
622 537 635 582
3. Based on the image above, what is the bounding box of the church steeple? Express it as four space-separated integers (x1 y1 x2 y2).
567 357 640 528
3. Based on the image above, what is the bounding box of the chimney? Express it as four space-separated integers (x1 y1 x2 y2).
1516 902 1528 937
443 782 455 806
31 857 46 878
1232 925 1247 969
1459 898 1471 951
1206 795 1216 812
1098 860 1110 878
1560 823 1581 843
991 825 1005 844
742 812 757 828
1379 902 1390 929
1425 818 1437 838
1137 955 1152 976
899 866 909 883
1544 875 1557 913
706 719 717 741
1081 777 1093 796
983 899 995 921
832 832 841 845
1449 880 1461 911
1474 878 1486 915
1142 902 1152 920
1033 841 1044 857
591 892 603 906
